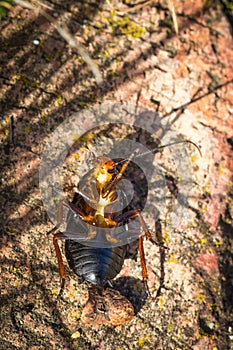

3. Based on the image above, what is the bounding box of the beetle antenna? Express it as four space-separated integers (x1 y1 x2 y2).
134 139 202 159
116 139 202 166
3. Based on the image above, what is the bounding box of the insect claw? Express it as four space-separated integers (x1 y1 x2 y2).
47 225 59 236
56 277 65 300
143 281 151 298
107 280 113 288
56 289 63 301
56 294 61 301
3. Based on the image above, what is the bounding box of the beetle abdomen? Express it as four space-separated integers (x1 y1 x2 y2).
65 240 127 285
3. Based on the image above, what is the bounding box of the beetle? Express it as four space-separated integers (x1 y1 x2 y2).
49 140 201 325
51 152 156 292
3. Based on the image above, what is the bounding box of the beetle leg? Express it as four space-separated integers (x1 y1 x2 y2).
138 235 150 295
115 209 154 293
64 184 98 207
53 231 67 299
64 201 94 222
103 151 137 197
50 199 98 240
115 209 158 294
73 188 98 206
115 209 154 242
47 199 68 235
48 199 93 234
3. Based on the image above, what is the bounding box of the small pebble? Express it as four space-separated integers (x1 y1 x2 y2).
33 40 40 46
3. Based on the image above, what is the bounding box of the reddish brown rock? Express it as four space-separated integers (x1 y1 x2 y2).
81 287 134 326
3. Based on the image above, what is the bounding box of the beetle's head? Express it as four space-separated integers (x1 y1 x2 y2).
94 156 118 188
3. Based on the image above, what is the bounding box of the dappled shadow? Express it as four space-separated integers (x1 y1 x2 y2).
0 257 93 349
1 0 231 236
217 205 233 349
113 276 148 314
1 0 233 348
182 202 233 349
220 0 233 35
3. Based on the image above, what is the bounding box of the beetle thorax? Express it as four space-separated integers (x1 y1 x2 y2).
95 188 116 217
94 158 116 193
93 157 117 218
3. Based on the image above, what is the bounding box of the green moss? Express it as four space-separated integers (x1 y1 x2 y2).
108 11 147 39
204 0 214 9
13 73 41 89
0 0 13 18
224 1 233 13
